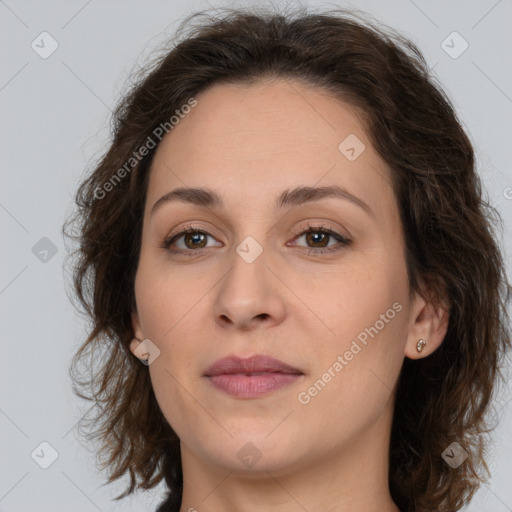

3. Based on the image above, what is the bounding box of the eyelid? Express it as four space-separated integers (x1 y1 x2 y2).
290 221 351 243
287 222 352 254
163 222 221 250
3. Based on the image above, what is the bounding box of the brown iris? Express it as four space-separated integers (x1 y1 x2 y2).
184 232 208 249
305 231 329 248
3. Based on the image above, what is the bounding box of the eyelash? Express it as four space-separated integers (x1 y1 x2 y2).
161 221 352 256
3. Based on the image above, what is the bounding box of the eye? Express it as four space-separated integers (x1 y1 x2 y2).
162 223 221 254
290 222 351 254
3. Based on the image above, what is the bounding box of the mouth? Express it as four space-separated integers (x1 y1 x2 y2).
204 354 303 376
204 354 304 398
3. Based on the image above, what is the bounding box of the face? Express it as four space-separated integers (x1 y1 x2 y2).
130 78 428 475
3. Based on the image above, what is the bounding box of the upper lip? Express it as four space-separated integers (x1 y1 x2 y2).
204 355 303 376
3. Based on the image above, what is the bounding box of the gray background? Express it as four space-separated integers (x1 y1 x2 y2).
1 0 511 510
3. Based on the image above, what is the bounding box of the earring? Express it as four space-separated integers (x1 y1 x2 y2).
132 337 149 362
416 338 427 353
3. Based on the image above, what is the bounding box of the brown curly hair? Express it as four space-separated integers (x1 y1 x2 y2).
63 6 512 512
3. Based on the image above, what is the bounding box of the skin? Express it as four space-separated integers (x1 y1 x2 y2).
130 78 449 512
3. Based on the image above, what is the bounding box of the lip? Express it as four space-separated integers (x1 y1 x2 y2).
204 355 304 398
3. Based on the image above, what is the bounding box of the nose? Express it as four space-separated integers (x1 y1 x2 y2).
212 248 287 331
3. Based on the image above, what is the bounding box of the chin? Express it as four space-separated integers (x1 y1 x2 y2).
194 430 306 473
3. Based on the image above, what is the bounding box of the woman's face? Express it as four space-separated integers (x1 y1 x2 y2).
131 78 428 475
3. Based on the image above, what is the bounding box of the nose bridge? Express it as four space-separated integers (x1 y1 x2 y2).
212 234 286 329
222 236 269 306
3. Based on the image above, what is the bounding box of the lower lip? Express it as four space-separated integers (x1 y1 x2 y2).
206 373 302 398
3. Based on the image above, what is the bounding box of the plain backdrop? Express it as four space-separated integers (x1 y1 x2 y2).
1 0 511 511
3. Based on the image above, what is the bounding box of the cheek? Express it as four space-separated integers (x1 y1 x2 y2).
134 257 212 425
296 315 406 442
307 251 406 341
134 251 202 339
297 255 408 411
145 328 206 440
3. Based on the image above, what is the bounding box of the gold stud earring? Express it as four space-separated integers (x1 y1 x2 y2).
416 338 427 353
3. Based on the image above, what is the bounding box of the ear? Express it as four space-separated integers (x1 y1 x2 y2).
129 310 145 357
405 286 450 360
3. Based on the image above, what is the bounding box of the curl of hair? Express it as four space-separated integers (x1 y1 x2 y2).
63 6 512 512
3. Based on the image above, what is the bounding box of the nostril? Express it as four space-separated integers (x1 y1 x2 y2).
220 315 233 325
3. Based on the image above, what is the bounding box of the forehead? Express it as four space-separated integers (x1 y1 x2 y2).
146 78 393 217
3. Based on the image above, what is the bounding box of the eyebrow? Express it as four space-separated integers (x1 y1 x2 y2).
150 185 374 218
